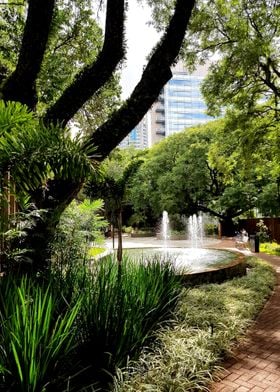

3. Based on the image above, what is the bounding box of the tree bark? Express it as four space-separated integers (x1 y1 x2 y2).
1 0 55 109
84 0 196 159
219 217 237 237
117 209 123 264
44 0 126 126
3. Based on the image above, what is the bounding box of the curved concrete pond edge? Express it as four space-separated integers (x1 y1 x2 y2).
180 251 247 286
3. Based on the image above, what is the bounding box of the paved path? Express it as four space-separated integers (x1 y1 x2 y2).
211 240 280 392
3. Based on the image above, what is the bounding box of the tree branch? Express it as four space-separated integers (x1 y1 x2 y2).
197 204 226 220
197 204 246 220
259 60 280 99
44 0 126 126
0 0 55 109
85 0 196 160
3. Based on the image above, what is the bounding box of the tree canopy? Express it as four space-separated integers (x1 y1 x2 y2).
128 118 279 234
0 0 196 271
150 0 279 125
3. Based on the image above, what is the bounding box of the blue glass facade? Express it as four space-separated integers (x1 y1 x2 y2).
119 115 149 149
164 74 213 137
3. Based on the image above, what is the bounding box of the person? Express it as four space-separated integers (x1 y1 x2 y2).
241 229 248 243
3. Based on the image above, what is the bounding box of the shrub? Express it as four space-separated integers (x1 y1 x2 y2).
114 257 276 391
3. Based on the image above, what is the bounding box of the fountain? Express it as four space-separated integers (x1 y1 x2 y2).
161 210 170 248
188 214 204 248
114 211 246 282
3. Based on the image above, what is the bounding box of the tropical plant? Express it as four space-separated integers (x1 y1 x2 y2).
0 275 81 391
51 198 107 268
0 101 96 272
0 0 196 272
50 253 181 390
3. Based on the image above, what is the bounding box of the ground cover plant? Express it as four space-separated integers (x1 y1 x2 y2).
260 242 280 256
114 257 276 391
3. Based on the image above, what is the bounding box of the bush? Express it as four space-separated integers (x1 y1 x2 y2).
260 241 280 256
51 198 108 267
114 257 276 391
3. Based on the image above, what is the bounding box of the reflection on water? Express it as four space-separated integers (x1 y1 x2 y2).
123 248 235 273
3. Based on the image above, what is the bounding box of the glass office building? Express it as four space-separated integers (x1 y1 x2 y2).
119 114 149 149
150 61 213 144
120 62 212 148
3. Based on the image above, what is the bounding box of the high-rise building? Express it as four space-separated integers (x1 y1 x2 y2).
120 61 212 149
119 114 149 149
149 61 212 145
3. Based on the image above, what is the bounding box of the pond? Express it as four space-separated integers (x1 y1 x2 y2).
122 247 236 273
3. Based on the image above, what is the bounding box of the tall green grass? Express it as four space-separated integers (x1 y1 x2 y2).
0 275 80 392
52 254 181 390
0 254 181 391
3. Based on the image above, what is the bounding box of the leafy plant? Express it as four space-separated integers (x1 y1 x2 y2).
51 198 108 267
0 275 81 391
260 241 280 256
0 206 47 273
52 254 181 390
114 257 276 391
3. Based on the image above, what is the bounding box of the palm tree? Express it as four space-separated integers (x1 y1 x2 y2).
86 157 143 266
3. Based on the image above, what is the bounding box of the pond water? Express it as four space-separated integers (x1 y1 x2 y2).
122 247 235 273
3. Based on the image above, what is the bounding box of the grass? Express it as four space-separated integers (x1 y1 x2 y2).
0 275 80 392
114 257 276 391
0 255 181 391
48 253 182 390
72 255 181 390
260 241 280 256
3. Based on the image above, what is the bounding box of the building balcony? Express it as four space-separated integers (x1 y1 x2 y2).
155 118 165 124
156 130 166 136
155 107 165 113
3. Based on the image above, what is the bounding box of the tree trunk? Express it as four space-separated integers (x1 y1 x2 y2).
111 223 115 249
220 217 237 237
117 209 122 264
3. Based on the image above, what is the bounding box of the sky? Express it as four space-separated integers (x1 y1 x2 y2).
120 2 160 99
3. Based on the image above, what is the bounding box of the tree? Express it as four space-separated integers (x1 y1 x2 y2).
86 149 144 264
182 0 280 119
150 1 279 136
129 120 270 235
0 0 196 272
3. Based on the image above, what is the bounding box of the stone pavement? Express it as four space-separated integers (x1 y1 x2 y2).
211 239 280 392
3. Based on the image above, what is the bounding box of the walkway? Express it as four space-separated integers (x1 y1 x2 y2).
211 239 280 392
